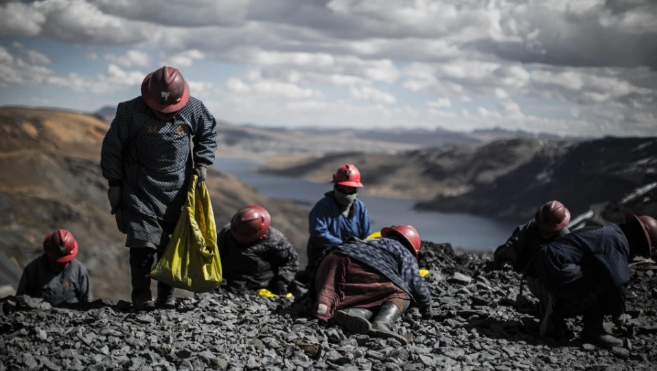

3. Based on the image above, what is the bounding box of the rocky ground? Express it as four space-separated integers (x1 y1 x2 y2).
2 242 655 371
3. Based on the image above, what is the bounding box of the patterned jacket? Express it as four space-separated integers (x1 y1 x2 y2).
324 237 432 311
100 97 217 246
218 226 299 292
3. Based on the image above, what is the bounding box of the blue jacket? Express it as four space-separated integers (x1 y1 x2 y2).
100 97 217 246
325 237 432 311
306 192 371 268
534 224 630 315
16 255 93 306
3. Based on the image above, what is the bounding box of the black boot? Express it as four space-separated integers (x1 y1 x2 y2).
581 307 623 348
334 308 373 334
129 248 155 311
369 301 408 345
154 249 175 309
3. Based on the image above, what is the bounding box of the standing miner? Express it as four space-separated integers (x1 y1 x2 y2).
101 66 217 310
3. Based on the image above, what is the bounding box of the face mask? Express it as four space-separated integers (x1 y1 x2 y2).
334 188 358 207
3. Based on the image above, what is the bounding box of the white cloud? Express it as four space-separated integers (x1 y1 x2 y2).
226 77 323 99
350 86 396 104
25 49 51 65
105 49 150 67
163 49 204 68
427 98 451 108
0 2 45 37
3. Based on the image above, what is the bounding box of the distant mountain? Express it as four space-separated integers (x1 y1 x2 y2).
265 137 565 200
417 137 657 222
92 106 585 154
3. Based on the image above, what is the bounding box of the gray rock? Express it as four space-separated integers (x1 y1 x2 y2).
176 349 193 359
449 273 473 285
582 343 596 351
611 347 629 358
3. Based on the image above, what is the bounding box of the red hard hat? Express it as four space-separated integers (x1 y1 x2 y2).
626 213 657 258
43 229 78 263
381 225 421 258
230 205 271 245
535 200 570 233
141 66 190 114
332 164 363 188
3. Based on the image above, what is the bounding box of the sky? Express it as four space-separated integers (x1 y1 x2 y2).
0 0 656 137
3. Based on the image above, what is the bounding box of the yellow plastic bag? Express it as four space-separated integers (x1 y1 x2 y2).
150 175 222 292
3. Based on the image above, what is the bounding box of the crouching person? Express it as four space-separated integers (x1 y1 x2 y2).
494 200 571 272
533 213 656 347
218 205 299 295
312 225 431 345
17 230 93 306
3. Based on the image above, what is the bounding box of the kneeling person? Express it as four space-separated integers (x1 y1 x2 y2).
313 225 431 345
17 230 93 306
533 213 656 347
219 205 299 295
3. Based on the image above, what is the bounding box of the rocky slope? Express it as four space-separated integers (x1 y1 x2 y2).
1 242 655 370
0 107 310 300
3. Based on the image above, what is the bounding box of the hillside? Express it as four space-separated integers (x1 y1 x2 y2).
0 107 310 300
265 138 568 200
418 137 657 221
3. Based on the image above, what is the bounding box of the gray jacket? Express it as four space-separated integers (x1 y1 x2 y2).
16 255 93 306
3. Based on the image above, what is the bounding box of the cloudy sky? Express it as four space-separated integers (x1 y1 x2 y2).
0 0 656 136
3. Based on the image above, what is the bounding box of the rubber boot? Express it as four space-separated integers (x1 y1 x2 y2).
155 249 175 309
369 301 409 345
581 306 623 348
129 248 155 311
334 308 373 334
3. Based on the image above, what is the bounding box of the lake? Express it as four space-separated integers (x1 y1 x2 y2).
214 157 518 251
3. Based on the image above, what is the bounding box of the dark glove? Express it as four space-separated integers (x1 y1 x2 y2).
192 165 207 186
108 186 121 215
272 280 288 296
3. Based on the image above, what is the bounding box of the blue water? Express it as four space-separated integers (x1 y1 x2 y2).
214 157 517 251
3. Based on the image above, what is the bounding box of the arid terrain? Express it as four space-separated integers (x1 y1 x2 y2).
0 107 310 300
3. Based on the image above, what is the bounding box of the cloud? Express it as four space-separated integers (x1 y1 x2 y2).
226 77 323 99
350 86 396 104
0 46 144 93
1 0 656 136
163 49 204 68
105 49 150 67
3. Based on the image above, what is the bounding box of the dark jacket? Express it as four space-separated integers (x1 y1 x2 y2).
16 255 93 306
218 226 299 293
534 224 630 315
322 237 432 311
306 193 371 269
494 220 569 275
100 97 217 246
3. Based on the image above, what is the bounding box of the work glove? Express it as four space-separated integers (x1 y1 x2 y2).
108 186 121 215
271 280 288 296
613 313 630 328
192 165 207 187
420 306 433 320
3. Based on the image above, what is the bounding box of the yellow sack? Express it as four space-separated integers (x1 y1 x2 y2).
419 269 430 277
150 175 222 292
